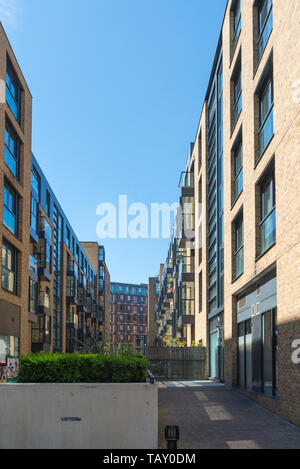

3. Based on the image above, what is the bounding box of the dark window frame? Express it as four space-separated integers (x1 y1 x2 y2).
4 120 20 179
258 75 274 157
232 0 242 52
6 57 21 123
257 0 273 63
259 167 276 255
1 240 18 295
232 128 243 205
234 212 244 279
3 180 18 237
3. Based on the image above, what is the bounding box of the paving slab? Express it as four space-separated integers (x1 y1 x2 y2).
158 381 300 449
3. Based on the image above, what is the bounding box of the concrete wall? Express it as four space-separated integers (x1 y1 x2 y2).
0 383 158 449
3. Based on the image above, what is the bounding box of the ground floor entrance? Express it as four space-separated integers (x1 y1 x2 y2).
209 313 224 382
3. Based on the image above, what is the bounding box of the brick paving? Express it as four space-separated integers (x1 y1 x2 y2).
158 381 300 449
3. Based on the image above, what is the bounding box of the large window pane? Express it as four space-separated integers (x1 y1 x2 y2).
238 322 245 388
29 279 38 314
261 176 274 218
234 216 244 278
2 243 16 293
260 80 273 123
259 108 274 155
6 63 21 122
262 311 273 395
3 183 17 235
31 169 40 199
260 172 276 253
235 248 244 278
245 319 253 390
233 0 241 48
261 209 276 252
233 70 242 125
4 126 19 178
258 0 273 60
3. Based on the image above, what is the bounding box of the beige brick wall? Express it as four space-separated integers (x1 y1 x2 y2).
192 0 300 426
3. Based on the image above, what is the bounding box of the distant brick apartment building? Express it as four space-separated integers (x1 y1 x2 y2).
0 22 110 361
154 0 300 427
110 282 148 355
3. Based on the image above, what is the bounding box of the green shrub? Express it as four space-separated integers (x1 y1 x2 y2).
18 353 149 384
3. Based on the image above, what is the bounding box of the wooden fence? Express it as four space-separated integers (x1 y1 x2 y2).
146 347 206 380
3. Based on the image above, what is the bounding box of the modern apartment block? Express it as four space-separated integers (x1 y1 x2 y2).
110 282 148 355
0 23 110 360
155 0 300 426
147 276 160 348
80 243 111 347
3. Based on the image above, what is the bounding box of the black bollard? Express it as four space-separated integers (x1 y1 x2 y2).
165 425 179 450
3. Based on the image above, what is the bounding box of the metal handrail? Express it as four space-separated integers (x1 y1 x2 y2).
147 370 155 384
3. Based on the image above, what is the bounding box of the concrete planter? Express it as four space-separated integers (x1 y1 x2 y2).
0 382 158 449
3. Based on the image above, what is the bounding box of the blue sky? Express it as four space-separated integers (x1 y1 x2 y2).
2 0 227 284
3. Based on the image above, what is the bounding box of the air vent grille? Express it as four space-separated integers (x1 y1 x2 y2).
237 296 247 310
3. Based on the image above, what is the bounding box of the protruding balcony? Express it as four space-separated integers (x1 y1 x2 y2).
38 292 51 315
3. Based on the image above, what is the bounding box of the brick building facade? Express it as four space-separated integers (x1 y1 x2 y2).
0 23 110 362
155 0 300 426
110 282 148 355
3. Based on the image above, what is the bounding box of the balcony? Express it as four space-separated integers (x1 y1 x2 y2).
38 293 51 315
39 216 52 241
182 315 195 326
180 170 195 198
67 291 78 305
38 266 51 282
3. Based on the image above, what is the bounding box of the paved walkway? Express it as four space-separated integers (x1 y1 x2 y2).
158 381 300 449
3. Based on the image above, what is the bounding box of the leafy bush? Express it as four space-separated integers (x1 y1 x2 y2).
18 353 149 384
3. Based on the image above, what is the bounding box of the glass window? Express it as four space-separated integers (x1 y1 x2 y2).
234 214 244 278
6 60 21 122
0 335 20 361
262 310 274 395
258 0 273 61
30 195 38 235
238 322 245 388
2 242 17 294
3 182 18 236
232 0 241 49
260 171 276 253
66 226 70 248
233 140 243 201
259 78 274 155
46 190 51 217
31 168 40 200
29 278 38 314
29 254 38 277
4 124 19 178
233 68 242 126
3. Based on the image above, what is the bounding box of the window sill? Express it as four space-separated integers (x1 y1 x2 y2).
255 240 276 262
230 31 241 68
231 110 242 139
5 102 24 135
4 162 21 186
253 29 273 80
254 134 275 169
3 223 18 239
1 286 18 297
231 189 243 210
232 271 244 284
